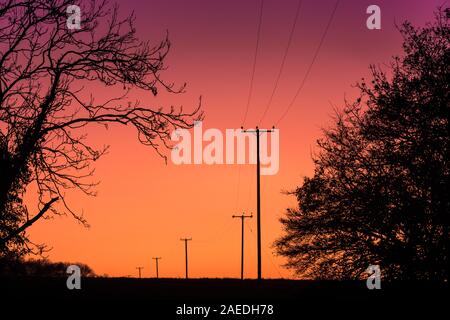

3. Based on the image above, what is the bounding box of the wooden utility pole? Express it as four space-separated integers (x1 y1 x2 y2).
152 257 161 278
180 238 192 279
232 213 253 280
241 126 275 280
136 266 144 279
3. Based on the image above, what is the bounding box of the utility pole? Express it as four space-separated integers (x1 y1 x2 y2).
241 126 275 280
152 257 161 278
232 213 253 280
136 266 144 279
180 238 192 279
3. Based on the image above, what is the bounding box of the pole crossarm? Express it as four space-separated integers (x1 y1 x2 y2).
232 214 253 219
241 125 275 134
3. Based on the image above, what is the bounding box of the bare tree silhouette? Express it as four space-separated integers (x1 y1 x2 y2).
275 8 449 281
0 0 202 257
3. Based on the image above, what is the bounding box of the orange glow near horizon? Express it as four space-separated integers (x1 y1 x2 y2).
26 0 441 278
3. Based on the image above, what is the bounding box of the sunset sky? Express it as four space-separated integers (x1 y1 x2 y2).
27 0 444 278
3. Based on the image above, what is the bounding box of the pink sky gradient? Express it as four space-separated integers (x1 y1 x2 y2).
27 0 445 278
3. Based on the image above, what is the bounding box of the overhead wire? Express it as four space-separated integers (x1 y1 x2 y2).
241 0 265 127
259 0 304 125
275 0 340 126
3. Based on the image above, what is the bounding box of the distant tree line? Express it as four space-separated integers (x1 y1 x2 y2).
0 257 95 277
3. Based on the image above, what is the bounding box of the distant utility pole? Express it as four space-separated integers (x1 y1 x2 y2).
232 213 253 280
180 238 192 279
136 266 144 279
152 257 161 278
241 126 275 280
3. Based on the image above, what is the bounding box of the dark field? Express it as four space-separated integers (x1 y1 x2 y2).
1 277 447 318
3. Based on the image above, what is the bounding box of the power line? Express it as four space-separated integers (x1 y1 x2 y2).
180 237 192 279
241 126 275 280
259 0 303 125
232 212 253 280
136 266 144 279
152 257 161 278
275 0 340 126
242 0 265 127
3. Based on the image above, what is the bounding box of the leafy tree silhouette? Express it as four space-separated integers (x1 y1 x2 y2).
275 8 449 281
0 0 202 258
